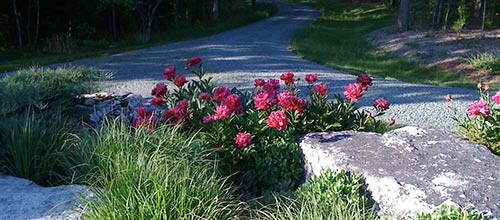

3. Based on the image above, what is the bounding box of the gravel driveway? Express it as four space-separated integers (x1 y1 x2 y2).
49 0 476 131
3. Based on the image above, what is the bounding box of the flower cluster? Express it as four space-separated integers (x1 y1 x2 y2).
129 58 393 194
448 82 500 154
163 99 189 124
344 74 372 101
202 86 243 123
134 57 395 162
464 82 500 118
134 56 202 127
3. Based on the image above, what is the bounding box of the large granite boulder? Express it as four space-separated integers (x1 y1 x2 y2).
0 175 92 220
300 126 500 219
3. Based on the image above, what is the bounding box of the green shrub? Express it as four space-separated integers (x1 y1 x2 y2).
63 122 245 219
216 124 304 194
409 205 487 220
0 110 75 186
465 52 500 75
139 58 392 195
0 66 106 116
252 169 376 220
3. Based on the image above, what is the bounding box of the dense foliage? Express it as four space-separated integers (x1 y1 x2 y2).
392 0 500 31
134 57 392 194
0 0 271 57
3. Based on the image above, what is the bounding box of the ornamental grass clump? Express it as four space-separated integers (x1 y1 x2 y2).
0 66 106 186
252 169 376 220
0 66 106 116
448 83 500 155
63 122 245 219
409 204 487 220
0 111 75 186
132 56 392 195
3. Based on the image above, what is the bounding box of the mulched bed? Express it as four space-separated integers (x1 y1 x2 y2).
367 26 500 85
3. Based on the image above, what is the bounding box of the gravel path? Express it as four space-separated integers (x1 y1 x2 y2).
50 0 476 131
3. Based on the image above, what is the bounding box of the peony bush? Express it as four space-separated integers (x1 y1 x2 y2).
132 56 392 194
448 83 500 155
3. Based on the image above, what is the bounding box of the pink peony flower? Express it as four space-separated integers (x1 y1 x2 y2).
267 110 288 131
199 92 211 100
132 107 158 130
477 82 483 89
163 99 189 124
356 74 372 90
484 84 490 91
214 105 232 119
185 56 201 69
280 72 295 85
253 91 271 110
234 132 251 149
151 96 165 106
278 90 305 113
174 75 187 88
305 74 318 84
445 94 452 101
254 78 265 87
467 100 490 118
151 82 167 96
223 94 242 113
213 86 231 103
163 66 176 81
492 91 500 104
313 83 328 96
344 83 363 101
373 98 390 111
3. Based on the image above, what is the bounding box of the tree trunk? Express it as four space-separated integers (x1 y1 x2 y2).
481 0 487 32
437 0 444 27
174 0 180 29
397 0 410 31
391 0 399 8
212 0 219 21
432 0 444 29
473 0 481 18
34 0 39 48
27 0 32 47
112 6 117 40
12 0 23 49
137 0 162 43
443 0 451 29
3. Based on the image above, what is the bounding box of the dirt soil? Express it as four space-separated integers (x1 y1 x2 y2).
368 27 500 85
